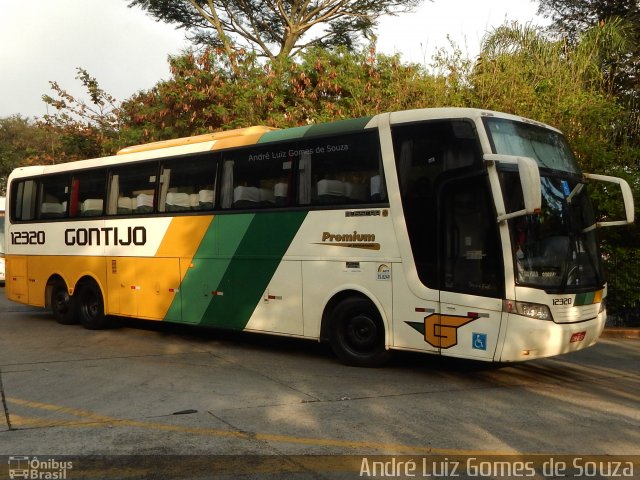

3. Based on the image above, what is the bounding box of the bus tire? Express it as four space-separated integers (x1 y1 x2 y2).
51 280 77 325
76 280 109 330
329 297 391 367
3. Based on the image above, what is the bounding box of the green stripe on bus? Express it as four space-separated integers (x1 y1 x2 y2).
173 211 307 328
574 292 595 306
301 117 373 137
198 211 307 329
259 125 312 143
166 214 254 323
258 117 373 144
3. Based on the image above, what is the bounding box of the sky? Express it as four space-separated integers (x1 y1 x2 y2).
0 0 546 119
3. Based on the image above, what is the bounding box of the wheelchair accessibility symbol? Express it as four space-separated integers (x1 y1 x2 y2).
472 333 487 351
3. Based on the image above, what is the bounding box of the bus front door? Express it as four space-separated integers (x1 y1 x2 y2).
437 176 504 359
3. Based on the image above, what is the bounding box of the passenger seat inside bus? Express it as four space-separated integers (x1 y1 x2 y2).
317 179 346 204
165 192 191 211
274 183 288 205
117 197 133 214
317 178 370 204
135 193 154 213
40 201 65 218
370 175 383 201
198 189 214 209
232 186 275 208
81 199 103 216
344 182 366 202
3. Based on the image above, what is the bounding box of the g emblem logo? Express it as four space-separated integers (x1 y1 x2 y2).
424 314 475 349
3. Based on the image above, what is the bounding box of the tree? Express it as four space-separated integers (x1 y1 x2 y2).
41 68 123 160
536 0 639 98
117 45 469 144
474 21 637 169
127 0 424 61
537 0 639 39
0 116 52 194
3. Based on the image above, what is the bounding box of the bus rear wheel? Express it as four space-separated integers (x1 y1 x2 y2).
51 280 77 325
329 297 391 367
76 280 109 330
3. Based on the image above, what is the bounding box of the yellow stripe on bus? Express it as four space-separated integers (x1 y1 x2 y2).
117 126 276 155
155 216 213 261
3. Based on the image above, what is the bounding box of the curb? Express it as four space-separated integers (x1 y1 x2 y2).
601 328 640 339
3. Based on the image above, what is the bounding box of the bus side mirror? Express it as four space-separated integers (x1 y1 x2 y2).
583 173 635 229
484 154 542 222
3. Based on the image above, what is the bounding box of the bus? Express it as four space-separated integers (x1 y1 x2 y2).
0 196 5 285
3 108 634 366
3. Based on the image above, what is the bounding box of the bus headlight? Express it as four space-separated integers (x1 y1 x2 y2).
515 301 553 321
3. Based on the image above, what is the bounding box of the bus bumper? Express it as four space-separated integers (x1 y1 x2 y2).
497 310 606 362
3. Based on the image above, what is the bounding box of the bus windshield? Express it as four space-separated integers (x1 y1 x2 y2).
485 117 581 174
485 118 604 292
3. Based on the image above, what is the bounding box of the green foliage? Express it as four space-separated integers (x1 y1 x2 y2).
0 69 127 188
0 116 53 195
536 0 640 93
41 67 122 161
536 0 640 153
119 45 471 144
537 0 640 40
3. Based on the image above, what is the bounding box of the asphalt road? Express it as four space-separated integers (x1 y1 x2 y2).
0 288 638 478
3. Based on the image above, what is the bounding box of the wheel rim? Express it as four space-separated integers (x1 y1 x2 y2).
345 314 379 352
53 288 70 315
81 290 100 320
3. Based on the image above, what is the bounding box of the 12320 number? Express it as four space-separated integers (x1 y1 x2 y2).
11 230 46 245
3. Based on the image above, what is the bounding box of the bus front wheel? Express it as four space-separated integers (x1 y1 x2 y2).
329 297 391 367
76 281 109 330
51 280 77 325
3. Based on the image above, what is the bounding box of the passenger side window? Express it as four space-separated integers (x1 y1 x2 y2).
108 163 158 215
159 154 218 212
220 145 293 209
71 171 107 217
11 179 37 221
38 174 69 219
300 131 385 206
217 131 385 210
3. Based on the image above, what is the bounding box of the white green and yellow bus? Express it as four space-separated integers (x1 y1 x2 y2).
4 108 635 366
